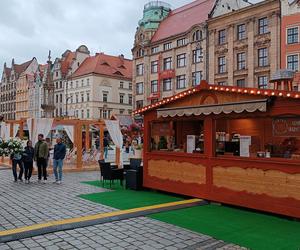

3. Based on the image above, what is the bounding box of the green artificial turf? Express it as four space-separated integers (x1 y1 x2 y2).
79 180 183 209
149 205 300 250
80 180 300 249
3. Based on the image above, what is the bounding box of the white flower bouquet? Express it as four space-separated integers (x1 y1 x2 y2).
0 138 24 157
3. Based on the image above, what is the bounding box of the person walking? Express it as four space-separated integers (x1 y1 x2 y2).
11 151 24 182
34 134 49 183
53 137 66 184
22 140 34 184
103 135 109 159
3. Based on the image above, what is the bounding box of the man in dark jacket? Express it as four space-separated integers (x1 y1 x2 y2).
53 137 66 184
34 134 49 183
23 140 34 184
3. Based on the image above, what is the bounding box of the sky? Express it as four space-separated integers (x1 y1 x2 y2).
0 0 262 72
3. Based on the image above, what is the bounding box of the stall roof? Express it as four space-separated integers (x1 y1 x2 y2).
133 80 300 115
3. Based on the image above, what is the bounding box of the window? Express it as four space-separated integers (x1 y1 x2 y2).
76 81 78 88
60 81 62 88
151 46 159 54
287 55 299 71
87 109 90 118
86 92 90 102
176 75 186 89
120 82 124 88
163 42 172 51
237 24 246 40
163 78 172 91
193 49 202 63
136 49 144 57
75 94 79 103
218 81 226 86
136 64 144 76
87 78 90 86
60 94 63 103
136 100 143 109
163 57 172 70
151 80 158 93
119 94 124 104
75 110 79 118
218 56 226 74
56 82 58 89
151 61 158 73
120 109 124 114
237 52 246 70
236 79 246 87
193 30 202 41
128 94 132 105
258 17 268 34
81 79 84 87
258 48 268 67
218 29 226 45
56 72 58 77
177 54 186 68
258 76 268 89
177 38 187 47
55 95 58 103
103 110 108 119
287 27 299 44
192 71 202 86
129 82 132 90
81 93 84 102
81 110 84 118
136 82 143 95
103 92 108 102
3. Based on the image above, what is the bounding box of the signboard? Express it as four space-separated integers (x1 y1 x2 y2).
273 118 300 137
240 136 251 157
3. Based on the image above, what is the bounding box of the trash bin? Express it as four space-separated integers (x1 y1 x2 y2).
125 167 143 190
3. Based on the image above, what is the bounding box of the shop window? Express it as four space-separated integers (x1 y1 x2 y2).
215 117 300 160
150 120 204 154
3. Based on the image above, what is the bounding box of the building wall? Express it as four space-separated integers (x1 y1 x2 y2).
281 0 300 89
208 0 281 89
67 74 132 120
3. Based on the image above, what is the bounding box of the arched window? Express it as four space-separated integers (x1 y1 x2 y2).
136 48 145 58
193 30 202 41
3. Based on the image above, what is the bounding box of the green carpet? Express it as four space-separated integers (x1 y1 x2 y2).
79 180 183 209
149 205 300 250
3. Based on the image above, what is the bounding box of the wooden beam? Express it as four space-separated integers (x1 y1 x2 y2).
115 147 120 168
99 124 104 160
85 124 90 150
19 121 24 140
76 123 83 169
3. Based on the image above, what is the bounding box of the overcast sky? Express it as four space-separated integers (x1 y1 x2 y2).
0 0 262 72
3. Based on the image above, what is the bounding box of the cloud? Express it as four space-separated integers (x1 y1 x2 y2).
0 0 262 73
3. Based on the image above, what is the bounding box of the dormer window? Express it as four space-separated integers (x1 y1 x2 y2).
193 30 202 41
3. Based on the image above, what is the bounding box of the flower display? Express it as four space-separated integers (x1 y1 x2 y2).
0 138 24 157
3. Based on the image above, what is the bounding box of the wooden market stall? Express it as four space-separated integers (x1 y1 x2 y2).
133 80 300 218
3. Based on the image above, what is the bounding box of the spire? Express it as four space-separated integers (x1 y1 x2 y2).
11 58 15 67
4 62 6 68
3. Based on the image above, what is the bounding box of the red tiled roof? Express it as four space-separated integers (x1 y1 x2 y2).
134 80 300 115
4 66 11 77
151 0 215 42
14 59 33 75
61 51 75 77
72 53 132 80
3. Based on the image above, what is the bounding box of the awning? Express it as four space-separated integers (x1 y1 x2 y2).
157 99 268 118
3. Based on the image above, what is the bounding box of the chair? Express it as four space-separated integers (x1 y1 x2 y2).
98 160 124 188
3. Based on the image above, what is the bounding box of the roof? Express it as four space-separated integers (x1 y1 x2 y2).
151 0 215 42
4 66 11 77
61 51 75 77
133 80 300 115
72 53 132 80
270 69 295 82
14 59 33 75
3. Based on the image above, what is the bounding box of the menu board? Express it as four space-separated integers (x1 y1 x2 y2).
240 136 251 157
152 122 172 136
273 118 300 137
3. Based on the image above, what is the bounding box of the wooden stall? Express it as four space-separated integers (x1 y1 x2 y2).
134 80 300 218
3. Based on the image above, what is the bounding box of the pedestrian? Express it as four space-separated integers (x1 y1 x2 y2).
103 135 109 159
22 140 34 184
53 136 66 184
34 134 49 183
11 150 24 182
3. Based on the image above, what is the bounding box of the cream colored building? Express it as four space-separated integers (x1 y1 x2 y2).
132 0 251 109
208 0 281 88
66 53 132 119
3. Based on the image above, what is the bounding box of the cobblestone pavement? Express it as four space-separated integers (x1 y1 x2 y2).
0 169 246 249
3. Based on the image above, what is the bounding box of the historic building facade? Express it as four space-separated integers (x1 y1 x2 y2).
0 58 38 120
52 45 90 117
66 53 132 119
15 58 39 120
208 0 281 89
132 0 251 109
280 0 300 90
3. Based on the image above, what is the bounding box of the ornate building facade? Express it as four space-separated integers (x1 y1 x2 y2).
208 0 281 89
132 0 251 109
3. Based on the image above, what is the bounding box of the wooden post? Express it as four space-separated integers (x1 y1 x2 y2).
76 123 83 169
99 124 104 160
85 124 90 150
115 147 120 168
10 122 13 138
204 116 215 158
